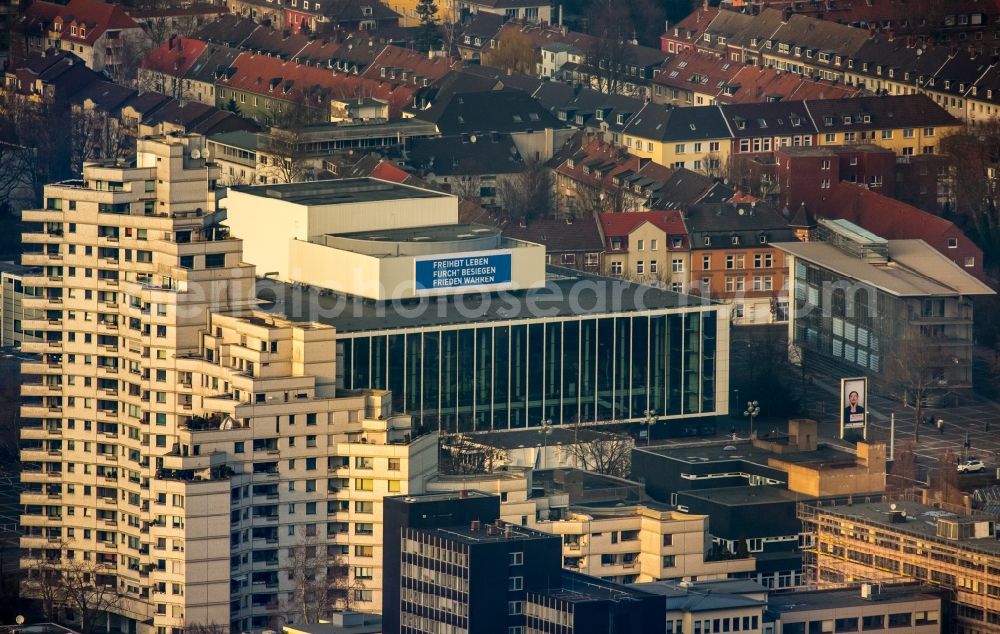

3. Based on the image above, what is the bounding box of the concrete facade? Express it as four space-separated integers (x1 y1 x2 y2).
18 134 439 634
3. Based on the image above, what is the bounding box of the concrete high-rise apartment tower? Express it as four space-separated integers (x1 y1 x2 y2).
19 134 437 634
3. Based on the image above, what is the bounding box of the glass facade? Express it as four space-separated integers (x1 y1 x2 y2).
337 309 720 433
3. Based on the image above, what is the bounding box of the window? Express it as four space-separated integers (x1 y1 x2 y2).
636 261 644 274
510 551 524 565
610 261 623 276
671 258 684 273
637 239 644 251
662 555 676 567
650 260 658 274
965 256 975 267
354 478 373 491
387 480 401 492
702 255 711 269
948 238 958 248
387 458 400 470
508 576 523 591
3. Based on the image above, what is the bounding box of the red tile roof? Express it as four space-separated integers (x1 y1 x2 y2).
361 45 460 83
221 52 416 115
369 160 412 183
140 37 208 77
817 182 985 278
44 0 140 45
719 65 861 104
653 48 741 93
598 210 688 250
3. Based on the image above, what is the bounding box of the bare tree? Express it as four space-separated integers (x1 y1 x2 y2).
285 532 337 624
496 159 554 223
940 121 1000 274
71 107 134 173
563 425 633 478
482 30 536 75
439 435 508 475
933 449 963 506
887 440 917 491
22 552 126 634
586 1 636 96
264 94 327 184
883 332 948 443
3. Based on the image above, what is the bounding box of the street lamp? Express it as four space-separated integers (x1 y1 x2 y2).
645 409 657 446
744 400 760 439
539 419 553 468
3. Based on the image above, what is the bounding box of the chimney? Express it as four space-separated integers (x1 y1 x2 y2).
470 519 480 531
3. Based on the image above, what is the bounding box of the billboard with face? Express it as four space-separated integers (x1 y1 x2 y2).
840 376 867 438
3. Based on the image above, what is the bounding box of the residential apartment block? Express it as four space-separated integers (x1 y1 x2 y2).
426 468 756 584
686 202 797 325
662 6 1000 123
599 211 691 290
18 134 437 634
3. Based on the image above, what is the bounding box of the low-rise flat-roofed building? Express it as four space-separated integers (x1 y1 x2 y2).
768 584 946 634
799 499 999 633
776 218 995 391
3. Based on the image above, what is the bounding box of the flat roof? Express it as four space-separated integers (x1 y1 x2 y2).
807 500 1000 555
330 223 500 243
679 486 805 506
389 490 495 504
427 522 556 544
533 571 657 604
768 584 942 614
257 266 716 334
636 440 854 467
229 177 449 206
470 428 616 449
775 240 995 297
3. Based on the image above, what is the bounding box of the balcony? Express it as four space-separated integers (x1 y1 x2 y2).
21 362 63 375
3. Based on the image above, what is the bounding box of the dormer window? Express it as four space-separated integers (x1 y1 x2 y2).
735 119 746 130
79 27 85 36
731 235 740 245
567 159 575 168
843 115 852 124
71 26 77 35
862 114 871 123
610 238 623 250
759 234 767 244
582 166 590 175
362 5 372 14
704 236 712 246
596 109 603 121
616 114 624 124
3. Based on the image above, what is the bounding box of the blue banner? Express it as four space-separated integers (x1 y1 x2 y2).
415 252 512 291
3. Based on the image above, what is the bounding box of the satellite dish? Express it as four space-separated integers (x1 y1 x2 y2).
16 615 24 625
190 149 202 159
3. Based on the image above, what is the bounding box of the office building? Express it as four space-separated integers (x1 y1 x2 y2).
776 218 994 389
0 261 43 348
226 179 731 435
800 498 1000 633
18 134 437 633
382 491 664 634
